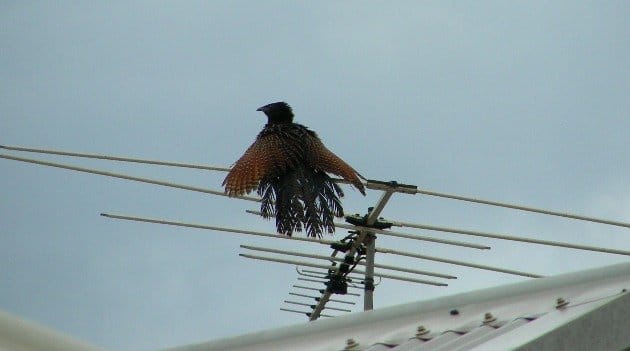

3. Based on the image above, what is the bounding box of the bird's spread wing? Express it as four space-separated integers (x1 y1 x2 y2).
308 138 366 195
223 133 296 196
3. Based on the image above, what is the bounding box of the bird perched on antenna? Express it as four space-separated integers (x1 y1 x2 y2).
223 102 366 237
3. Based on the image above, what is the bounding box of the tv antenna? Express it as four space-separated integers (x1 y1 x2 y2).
2 144 629 320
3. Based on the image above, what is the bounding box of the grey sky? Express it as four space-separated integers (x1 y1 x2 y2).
1 2 628 350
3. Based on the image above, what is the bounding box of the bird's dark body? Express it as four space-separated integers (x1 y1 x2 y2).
223 102 365 238
256 123 344 236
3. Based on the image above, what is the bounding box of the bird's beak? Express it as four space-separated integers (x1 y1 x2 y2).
256 107 264 112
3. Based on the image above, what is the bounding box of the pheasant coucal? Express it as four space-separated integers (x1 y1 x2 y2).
223 102 366 237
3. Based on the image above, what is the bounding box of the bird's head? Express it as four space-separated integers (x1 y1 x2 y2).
257 101 294 124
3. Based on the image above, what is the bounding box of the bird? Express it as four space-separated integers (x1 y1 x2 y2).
223 102 366 237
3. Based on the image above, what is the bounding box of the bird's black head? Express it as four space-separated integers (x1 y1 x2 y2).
257 101 294 124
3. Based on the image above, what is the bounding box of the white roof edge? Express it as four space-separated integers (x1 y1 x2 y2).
162 261 630 351
0 310 106 351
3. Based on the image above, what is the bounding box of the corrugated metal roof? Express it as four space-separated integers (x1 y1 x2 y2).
164 262 630 351
1 262 628 351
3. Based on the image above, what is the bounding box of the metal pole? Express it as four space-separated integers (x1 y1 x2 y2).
359 189 394 311
309 230 369 321
364 232 376 311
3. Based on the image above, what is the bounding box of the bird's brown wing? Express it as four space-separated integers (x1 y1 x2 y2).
223 133 294 196
308 138 366 195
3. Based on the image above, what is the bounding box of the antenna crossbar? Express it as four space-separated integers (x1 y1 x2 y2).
411 187 630 229
284 301 351 313
241 244 455 279
245 210 488 250
336 222 489 250
239 253 447 286
4 145 629 228
100 213 335 245
279 308 333 318
101 213 540 277
390 220 630 256
0 145 230 171
296 277 364 290
0 154 258 202
377 247 543 278
295 271 340 280
299 269 369 282
297 277 365 288
292 285 360 297
288 292 355 305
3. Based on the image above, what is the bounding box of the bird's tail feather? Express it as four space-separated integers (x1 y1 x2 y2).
257 168 344 238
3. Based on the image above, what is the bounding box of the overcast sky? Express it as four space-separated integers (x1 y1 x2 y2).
1 2 629 350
